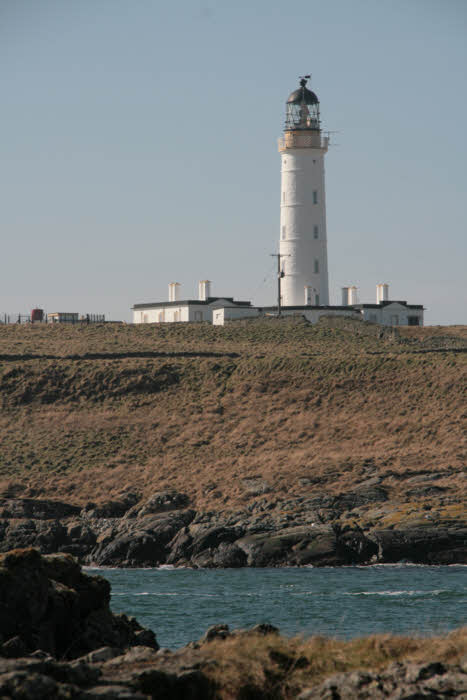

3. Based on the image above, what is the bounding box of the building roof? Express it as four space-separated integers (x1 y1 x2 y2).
356 301 424 310
133 297 252 310
262 305 358 311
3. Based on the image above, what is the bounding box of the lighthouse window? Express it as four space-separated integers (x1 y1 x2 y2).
281 226 286 240
282 191 286 202
313 225 319 239
312 190 318 204
314 259 319 274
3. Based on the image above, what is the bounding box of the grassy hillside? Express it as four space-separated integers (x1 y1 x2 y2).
0 317 465 516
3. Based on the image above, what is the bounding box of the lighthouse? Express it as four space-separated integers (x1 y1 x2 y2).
278 76 330 306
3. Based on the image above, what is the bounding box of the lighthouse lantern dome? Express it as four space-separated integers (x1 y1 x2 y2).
285 77 321 132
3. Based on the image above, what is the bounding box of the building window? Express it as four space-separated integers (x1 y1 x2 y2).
369 313 377 323
314 259 319 274
194 311 203 322
315 294 320 305
312 190 318 204
408 316 420 326
313 225 319 239
281 225 286 240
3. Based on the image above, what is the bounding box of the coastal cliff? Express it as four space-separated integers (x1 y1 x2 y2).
0 318 465 566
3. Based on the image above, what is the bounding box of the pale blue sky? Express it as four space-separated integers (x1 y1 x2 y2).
1 0 466 323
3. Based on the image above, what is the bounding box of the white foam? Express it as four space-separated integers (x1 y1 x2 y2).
344 589 448 597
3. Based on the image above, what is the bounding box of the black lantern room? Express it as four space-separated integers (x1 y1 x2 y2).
285 76 321 131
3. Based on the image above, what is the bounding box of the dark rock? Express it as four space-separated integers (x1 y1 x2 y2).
369 525 467 564
250 623 279 636
169 524 247 567
336 530 379 563
211 542 248 567
89 510 195 566
0 636 27 658
0 498 80 520
126 490 189 518
297 659 467 698
83 647 123 664
241 477 272 496
81 493 140 519
0 671 62 700
333 485 388 511
236 525 342 567
105 646 159 665
0 548 158 659
83 684 147 698
201 624 230 642
406 485 448 498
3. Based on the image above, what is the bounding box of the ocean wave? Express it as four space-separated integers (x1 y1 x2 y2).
344 589 448 597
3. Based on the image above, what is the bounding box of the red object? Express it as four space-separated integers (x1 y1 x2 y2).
31 308 44 322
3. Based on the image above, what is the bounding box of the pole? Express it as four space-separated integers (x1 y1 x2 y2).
277 254 282 317
270 253 290 317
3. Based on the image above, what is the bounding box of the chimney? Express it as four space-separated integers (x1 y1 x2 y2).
376 283 389 304
198 280 211 301
348 286 358 305
168 282 181 302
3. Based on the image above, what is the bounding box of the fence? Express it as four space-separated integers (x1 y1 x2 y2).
0 313 106 325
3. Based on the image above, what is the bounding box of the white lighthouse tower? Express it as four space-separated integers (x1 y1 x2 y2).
278 76 330 307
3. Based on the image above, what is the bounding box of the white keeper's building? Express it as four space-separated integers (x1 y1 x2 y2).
133 280 254 324
132 76 424 328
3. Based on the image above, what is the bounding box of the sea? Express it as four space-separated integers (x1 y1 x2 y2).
89 565 467 649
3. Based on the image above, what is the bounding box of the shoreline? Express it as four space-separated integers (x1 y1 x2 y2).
1 493 466 569
0 548 466 699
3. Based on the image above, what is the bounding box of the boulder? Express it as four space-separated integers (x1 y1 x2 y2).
297 659 467 698
88 510 195 566
0 549 158 659
126 490 189 519
81 493 140 519
369 525 467 564
236 525 340 567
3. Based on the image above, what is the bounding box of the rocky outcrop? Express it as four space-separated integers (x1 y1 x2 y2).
0 498 80 520
0 491 465 567
298 660 467 698
0 648 213 699
369 524 467 564
0 549 158 659
0 633 465 699
89 509 196 567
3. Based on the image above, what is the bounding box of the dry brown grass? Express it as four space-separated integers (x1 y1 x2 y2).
199 626 467 699
0 318 465 513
